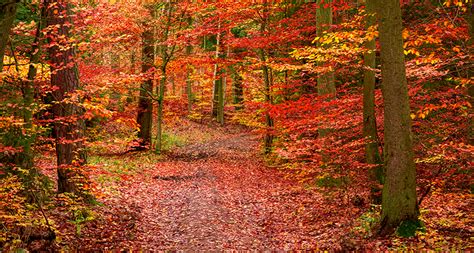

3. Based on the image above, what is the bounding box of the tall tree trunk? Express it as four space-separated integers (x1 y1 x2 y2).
136 16 154 147
259 48 273 154
156 71 165 153
19 11 43 171
155 1 174 154
212 19 224 124
212 66 219 118
186 44 193 113
260 1 273 154
0 0 18 71
217 74 225 125
212 67 225 124
316 0 335 96
229 64 243 110
262 62 274 154
45 0 88 194
376 0 418 235
363 0 383 201
315 0 335 158
185 16 193 113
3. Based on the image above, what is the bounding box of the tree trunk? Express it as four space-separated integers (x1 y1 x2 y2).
376 0 418 235
316 0 335 96
45 0 88 195
217 70 225 125
229 64 243 110
260 2 273 154
212 19 224 123
136 21 154 147
212 69 219 118
363 0 383 201
315 0 335 155
263 64 274 154
19 12 43 171
259 49 274 154
185 15 193 114
155 2 174 154
186 44 193 113
155 72 165 153
0 0 17 71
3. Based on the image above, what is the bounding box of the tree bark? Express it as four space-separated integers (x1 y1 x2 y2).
212 66 219 118
316 0 335 96
185 16 193 113
136 16 154 147
19 10 43 171
376 0 418 235
229 64 243 110
0 0 18 71
45 0 88 194
262 61 274 154
315 0 335 154
186 44 193 113
217 69 225 125
259 1 274 154
363 0 383 201
155 1 174 154
211 19 225 124
156 72 165 153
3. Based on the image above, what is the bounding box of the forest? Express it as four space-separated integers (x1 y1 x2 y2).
0 0 472 251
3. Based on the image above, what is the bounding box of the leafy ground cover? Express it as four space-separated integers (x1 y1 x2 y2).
19 120 469 251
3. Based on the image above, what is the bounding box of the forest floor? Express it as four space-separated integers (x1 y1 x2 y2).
33 120 472 251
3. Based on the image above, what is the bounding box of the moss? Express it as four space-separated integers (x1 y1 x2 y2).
396 219 425 238
315 175 350 188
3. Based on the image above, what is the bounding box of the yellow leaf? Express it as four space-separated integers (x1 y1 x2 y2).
410 113 416 119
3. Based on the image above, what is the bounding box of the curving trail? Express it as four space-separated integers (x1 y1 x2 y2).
34 123 474 251
119 132 347 251
71 125 365 251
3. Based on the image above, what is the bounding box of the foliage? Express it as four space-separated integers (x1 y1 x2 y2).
0 0 472 250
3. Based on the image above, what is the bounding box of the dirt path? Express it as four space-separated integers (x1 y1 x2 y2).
111 132 328 250
31 124 474 251
75 127 364 251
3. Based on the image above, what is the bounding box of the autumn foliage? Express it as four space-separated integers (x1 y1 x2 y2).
0 0 472 251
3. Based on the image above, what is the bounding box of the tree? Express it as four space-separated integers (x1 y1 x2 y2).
229 63 243 110
258 1 274 154
376 0 418 235
363 0 383 200
0 0 18 71
315 0 335 96
18 6 42 172
211 18 225 125
45 0 88 194
136 4 154 148
185 15 193 113
155 1 182 153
